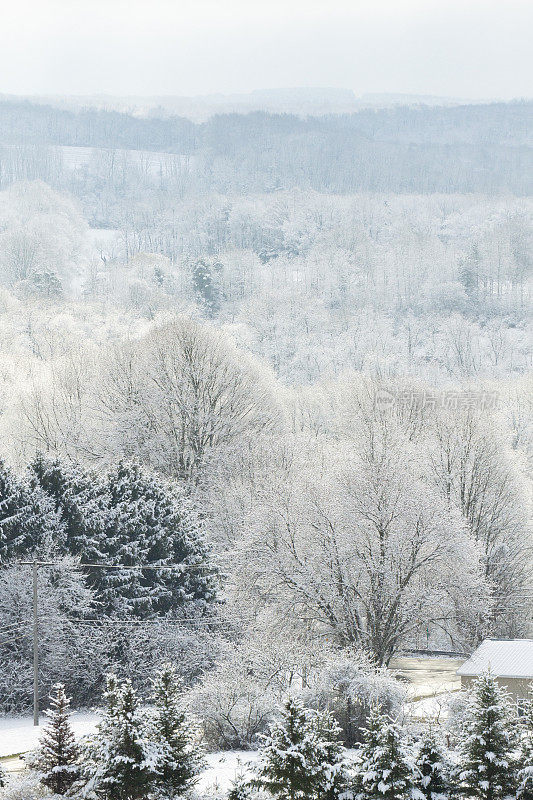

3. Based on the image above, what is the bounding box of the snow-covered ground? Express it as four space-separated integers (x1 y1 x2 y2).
0 713 260 792
197 751 259 795
59 145 195 174
0 712 100 758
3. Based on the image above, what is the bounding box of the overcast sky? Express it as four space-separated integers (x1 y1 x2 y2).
1 0 531 100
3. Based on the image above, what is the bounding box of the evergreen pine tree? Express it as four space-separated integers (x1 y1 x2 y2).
414 729 451 800
29 453 100 557
0 459 62 562
30 456 216 619
253 697 324 800
101 672 121 730
313 709 349 800
192 258 220 316
517 695 533 800
457 671 517 800
0 761 6 788
95 461 216 617
227 771 253 800
34 683 79 795
81 675 157 800
352 704 414 800
150 662 202 798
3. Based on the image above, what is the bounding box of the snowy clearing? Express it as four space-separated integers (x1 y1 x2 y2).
0 713 258 792
0 712 99 758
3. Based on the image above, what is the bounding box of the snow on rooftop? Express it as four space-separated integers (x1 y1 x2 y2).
457 638 533 679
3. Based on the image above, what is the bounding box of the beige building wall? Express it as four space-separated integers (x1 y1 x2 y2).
461 675 533 704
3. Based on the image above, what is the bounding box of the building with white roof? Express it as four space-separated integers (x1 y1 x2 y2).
457 638 533 706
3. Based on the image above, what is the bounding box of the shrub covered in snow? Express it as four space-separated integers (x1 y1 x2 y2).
185 643 281 750
0 774 53 800
302 647 407 745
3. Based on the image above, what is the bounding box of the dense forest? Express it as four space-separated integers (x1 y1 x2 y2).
0 97 530 750
0 99 531 198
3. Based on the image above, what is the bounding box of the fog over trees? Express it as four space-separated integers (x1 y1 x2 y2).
0 96 530 747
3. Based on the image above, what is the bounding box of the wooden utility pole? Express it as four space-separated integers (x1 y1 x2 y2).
32 559 39 727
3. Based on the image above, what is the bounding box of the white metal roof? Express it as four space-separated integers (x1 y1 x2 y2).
457 639 533 679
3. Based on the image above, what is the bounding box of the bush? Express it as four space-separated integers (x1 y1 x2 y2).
0 774 53 800
186 655 278 750
301 647 406 745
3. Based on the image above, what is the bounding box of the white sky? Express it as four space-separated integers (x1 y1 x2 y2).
1 0 531 99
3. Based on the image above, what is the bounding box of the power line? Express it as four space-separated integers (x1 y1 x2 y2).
0 633 31 648
58 617 234 629
18 560 213 572
12 557 220 727
0 620 31 634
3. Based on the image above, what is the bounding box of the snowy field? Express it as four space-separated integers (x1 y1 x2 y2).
59 145 195 174
0 712 100 758
197 752 259 795
0 713 258 793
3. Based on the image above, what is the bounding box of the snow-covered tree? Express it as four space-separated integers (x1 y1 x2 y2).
29 453 100 558
414 729 451 800
0 761 6 788
517 694 533 800
150 662 202 798
227 772 254 800
30 455 217 618
100 317 279 483
237 416 488 664
90 461 216 617
457 671 517 800
427 409 532 637
253 697 327 800
80 674 157 800
352 705 415 800
0 459 62 562
33 683 79 795
312 709 349 800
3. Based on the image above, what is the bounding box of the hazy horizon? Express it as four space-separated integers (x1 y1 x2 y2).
1 0 531 100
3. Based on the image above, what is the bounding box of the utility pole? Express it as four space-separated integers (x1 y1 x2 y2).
17 557 207 727
20 559 55 726
32 559 39 727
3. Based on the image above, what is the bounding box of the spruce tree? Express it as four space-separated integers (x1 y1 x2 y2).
313 709 349 800
81 675 157 800
29 453 100 557
457 671 517 800
192 258 220 316
150 662 202 798
0 459 62 562
227 772 253 800
414 729 451 800
253 697 323 800
352 704 414 800
517 695 533 800
34 683 79 795
30 456 217 619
